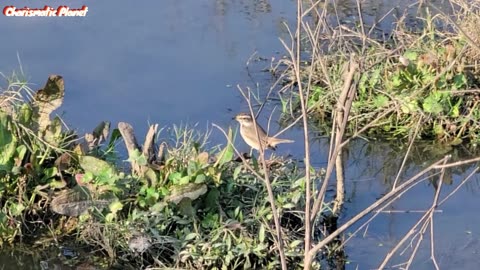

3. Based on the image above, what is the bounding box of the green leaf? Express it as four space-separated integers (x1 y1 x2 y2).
194 174 206 183
423 95 443 115
82 172 94 183
401 99 419 114
184 232 198 241
105 213 116 222
215 128 234 167
179 175 191 185
11 203 26 217
290 240 303 248
282 203 296 209
453 74 466 89
450 103 460 117
49 180 67 189
204 188 220 210
19 104 32 125
226 235 232 250
128 149 147 166
79 156 116 177
234 206 240 218
0 113 16 169
143 167 158 188
109 200 123 214
373 95 388 108
233 166 242 180
259 224 265 243
403 50 418 61
42 167 58 182
16 145 27 161
292 177 305 189
369 68 381 88
168 172 182 184
392 73 402 88
358 73 368 95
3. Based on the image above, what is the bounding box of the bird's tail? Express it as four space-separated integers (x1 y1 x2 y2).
268 137 294 148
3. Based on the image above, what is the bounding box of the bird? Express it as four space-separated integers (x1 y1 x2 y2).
233 112 294 151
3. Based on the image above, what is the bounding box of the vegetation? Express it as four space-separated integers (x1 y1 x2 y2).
275 0 480 144
0 73 315 269
1 0 480 269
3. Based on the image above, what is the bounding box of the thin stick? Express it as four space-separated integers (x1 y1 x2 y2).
303 156 449 267
310 57 357 223
339 172 442 250
236 86 288 270
290 0 314 263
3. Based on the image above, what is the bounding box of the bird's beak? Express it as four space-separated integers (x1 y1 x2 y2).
232 116 236 120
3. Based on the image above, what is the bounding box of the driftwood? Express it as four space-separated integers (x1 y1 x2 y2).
118 122 142 174
118 122 160 176
83 121 111 151
31 75 65 136
143 124 158 164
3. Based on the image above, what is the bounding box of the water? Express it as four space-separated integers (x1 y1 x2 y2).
1 0 479 269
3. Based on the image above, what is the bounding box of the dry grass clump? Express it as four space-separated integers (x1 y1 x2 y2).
457 4 480 60
273 1 480 143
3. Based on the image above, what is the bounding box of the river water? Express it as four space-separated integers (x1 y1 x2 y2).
1 0 479 269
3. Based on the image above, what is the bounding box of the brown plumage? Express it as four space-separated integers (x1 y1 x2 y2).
234 112 294 151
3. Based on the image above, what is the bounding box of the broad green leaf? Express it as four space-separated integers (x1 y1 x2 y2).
0 113 16 169
369 68 381 88
105 213 116 222
187 160 198 175
400 99 419 114
79 155 116 177
433 123 445 135
373 95 388 108
15 145 27 161
19 104 32 124
11 203 25 217
179 175 191 185
423 95 443 115
42 167 58 182
168 172 182 184
166 183 207 204
404 50 418 61
453 74 466 89
282 203 296 209
184 232 198 241
194 174 206 183
109 200 123 213
49 179 67 189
